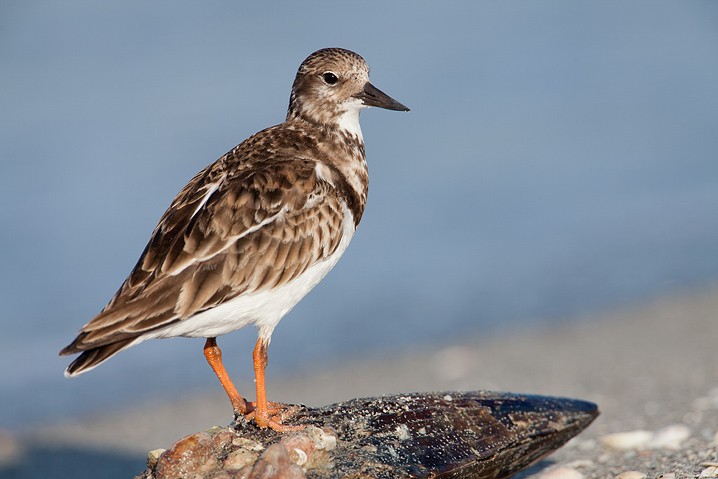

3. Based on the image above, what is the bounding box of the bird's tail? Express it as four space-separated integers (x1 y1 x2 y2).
61 337 138 378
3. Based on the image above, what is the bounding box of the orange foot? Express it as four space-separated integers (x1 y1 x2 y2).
244 401 304 432
247 338 305 432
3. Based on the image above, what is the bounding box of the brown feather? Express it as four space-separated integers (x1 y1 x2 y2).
64 338 137 376
64 151 353 354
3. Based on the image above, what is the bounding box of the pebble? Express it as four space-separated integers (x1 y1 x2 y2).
279 433 313 466
657 474 676 479
600 430 653 450
146 448 166 469
533 466 584 479
700 466 718 478
223 448 259 470
246 444 305 479
600 424 691 451
155 431 218 479
305 426 337 451
649 424 690 449
616 471 646 479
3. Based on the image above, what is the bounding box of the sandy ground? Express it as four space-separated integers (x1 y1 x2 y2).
2 287 717 478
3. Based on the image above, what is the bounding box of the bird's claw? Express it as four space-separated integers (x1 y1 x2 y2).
244 402 305 432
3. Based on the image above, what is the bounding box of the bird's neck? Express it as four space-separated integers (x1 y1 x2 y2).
286 100 364 143
331 128 368 225
335 108 363 142
284 116 368 225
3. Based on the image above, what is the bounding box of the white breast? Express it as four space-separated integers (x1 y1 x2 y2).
143 201 357 344
336 98 364 141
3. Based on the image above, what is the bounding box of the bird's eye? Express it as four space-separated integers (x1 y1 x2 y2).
322 72 339 85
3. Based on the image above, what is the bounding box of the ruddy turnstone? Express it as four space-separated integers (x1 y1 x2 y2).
60 48 408 431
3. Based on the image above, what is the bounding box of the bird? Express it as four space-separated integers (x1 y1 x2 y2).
60 47 409 431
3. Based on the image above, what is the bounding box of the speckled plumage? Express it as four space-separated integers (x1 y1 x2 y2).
60 48 408 382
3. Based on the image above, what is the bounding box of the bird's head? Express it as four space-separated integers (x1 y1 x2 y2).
287 48 409 138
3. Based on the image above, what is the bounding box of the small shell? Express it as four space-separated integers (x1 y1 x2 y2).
290 447 307 466
649 424 690 450
600 430 653 450
616 471 646 479
146 449 166 469
534 466 584 479
305 425 337 451
222 448 258 469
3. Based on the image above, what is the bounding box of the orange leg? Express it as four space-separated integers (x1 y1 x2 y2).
203 338 247 415
248 338 303 431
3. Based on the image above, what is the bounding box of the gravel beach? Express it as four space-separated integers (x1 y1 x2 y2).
3 287 717 478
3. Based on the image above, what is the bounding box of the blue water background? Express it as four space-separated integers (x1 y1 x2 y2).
1 1 717 429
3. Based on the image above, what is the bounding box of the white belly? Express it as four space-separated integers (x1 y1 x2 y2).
144 206 356 343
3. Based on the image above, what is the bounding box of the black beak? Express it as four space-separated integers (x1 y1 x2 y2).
353 82 410 112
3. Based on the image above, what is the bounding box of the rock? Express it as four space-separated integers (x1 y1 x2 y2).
245 444 305 479
223 447 259 470
146 448 165 470
155 431 219 479
136 391 598 479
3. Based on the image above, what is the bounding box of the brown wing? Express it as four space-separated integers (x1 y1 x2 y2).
61 158 345 355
